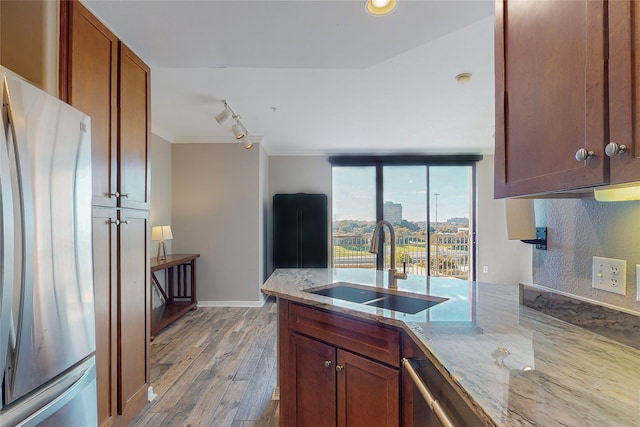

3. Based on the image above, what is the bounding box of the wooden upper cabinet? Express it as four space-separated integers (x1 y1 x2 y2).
61 2 150 210
118 43 151 210
63 1 118 207
494 0 607 198
608 1 640 184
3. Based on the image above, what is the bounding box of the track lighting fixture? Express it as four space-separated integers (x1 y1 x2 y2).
215 100 254 149
216 101 232 125
240 135 253 150
232 120 247 139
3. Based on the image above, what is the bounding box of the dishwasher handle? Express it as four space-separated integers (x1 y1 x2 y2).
402 357 456 427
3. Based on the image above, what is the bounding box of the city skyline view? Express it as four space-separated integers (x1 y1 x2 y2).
332 166 472 223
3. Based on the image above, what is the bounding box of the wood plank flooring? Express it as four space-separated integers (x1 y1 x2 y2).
129 297 279 427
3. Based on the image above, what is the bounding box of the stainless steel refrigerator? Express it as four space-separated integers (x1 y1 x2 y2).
0 67 98 426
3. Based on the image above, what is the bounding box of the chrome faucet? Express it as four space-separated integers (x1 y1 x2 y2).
369 220 407 288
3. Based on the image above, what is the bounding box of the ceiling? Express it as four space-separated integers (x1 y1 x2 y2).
84 0 495 155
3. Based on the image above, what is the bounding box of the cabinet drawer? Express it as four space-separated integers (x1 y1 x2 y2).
289 303 400 367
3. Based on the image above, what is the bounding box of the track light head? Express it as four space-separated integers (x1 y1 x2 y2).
216 101 232 125
232 120 247 139
241 135 253 150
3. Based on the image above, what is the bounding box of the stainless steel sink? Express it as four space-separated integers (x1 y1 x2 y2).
365 294 443 314
308 283 387 303
307 282 448 315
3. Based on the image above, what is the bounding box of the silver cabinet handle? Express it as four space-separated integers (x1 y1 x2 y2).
109 191 120 198
335 365 344 372
108 219 120 225
324 360 332 368
575 148 595 161
120 219 129 225
605 142 627 157
121 192 129 198
402 358 456 427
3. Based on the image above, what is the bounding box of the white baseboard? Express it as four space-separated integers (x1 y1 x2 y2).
198 293 268 308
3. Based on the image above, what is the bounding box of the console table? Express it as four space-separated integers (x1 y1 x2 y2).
150 253 200 337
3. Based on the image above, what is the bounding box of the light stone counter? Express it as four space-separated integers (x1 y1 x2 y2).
261 268 640 427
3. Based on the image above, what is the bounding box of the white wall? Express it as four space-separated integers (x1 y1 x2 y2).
267 156 332 275
476 155 532 285
171 143 264 304
150 134 173 253
155 151 532 304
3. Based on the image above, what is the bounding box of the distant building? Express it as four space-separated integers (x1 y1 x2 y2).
383 201 402 224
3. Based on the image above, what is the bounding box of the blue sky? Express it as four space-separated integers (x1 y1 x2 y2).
332 166 471 222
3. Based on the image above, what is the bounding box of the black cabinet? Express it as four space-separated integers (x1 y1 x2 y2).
273 193 328 268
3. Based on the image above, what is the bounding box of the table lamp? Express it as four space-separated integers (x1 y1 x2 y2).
151 225 173 260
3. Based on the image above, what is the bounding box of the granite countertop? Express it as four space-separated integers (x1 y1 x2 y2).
261 268 640 427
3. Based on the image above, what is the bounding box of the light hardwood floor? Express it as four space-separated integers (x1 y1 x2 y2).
129 297 279 427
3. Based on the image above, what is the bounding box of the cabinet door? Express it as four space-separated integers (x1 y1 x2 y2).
288 333 336 427
273 194 301 268
608 0 640 184
92 207 118 426
494 0 607 197
64 1 118 207
301 194 328 268
337 349 399 427
117 209 150 418
118 43 150 210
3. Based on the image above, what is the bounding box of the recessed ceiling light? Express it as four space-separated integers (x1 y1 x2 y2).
455 73 472 84
365 0 397 16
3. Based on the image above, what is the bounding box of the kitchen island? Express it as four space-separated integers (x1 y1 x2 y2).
261 268 640 427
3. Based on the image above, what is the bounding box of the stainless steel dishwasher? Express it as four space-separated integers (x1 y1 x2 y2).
402 358 483 427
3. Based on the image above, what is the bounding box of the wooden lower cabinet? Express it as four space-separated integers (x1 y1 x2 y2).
92 208 118 425
117 209 150 423
281 301 400 427
289 333 336 427
92 207 150 427
337 349 399 427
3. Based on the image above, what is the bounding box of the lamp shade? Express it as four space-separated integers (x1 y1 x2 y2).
151 225 173 241
505 199 537 240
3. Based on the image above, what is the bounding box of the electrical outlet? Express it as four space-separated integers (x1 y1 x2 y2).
592 257 626 295
636 264 640 302
483 266 489 274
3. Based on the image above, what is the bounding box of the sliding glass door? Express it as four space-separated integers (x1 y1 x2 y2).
429 166 473 279
331 159 476 280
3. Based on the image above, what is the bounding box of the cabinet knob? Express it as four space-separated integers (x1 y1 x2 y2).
605 142 627 157
324 360 332 368
575 148 595 162
109 219 120 225
335 365 344 372
121 192 130 198
110 191 120 198
120 219 129 225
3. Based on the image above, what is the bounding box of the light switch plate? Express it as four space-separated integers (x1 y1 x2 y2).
592 256 626 295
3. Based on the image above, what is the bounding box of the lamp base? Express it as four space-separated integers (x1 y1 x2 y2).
157 241 167 260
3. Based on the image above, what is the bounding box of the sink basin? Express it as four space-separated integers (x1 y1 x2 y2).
306 282 448 314
365 294 443 314
308 282 387 303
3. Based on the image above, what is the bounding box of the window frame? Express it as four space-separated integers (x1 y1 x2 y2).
329 155 481 280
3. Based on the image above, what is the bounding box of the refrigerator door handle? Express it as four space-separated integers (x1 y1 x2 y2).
2 75 37 401
0 81 16 408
